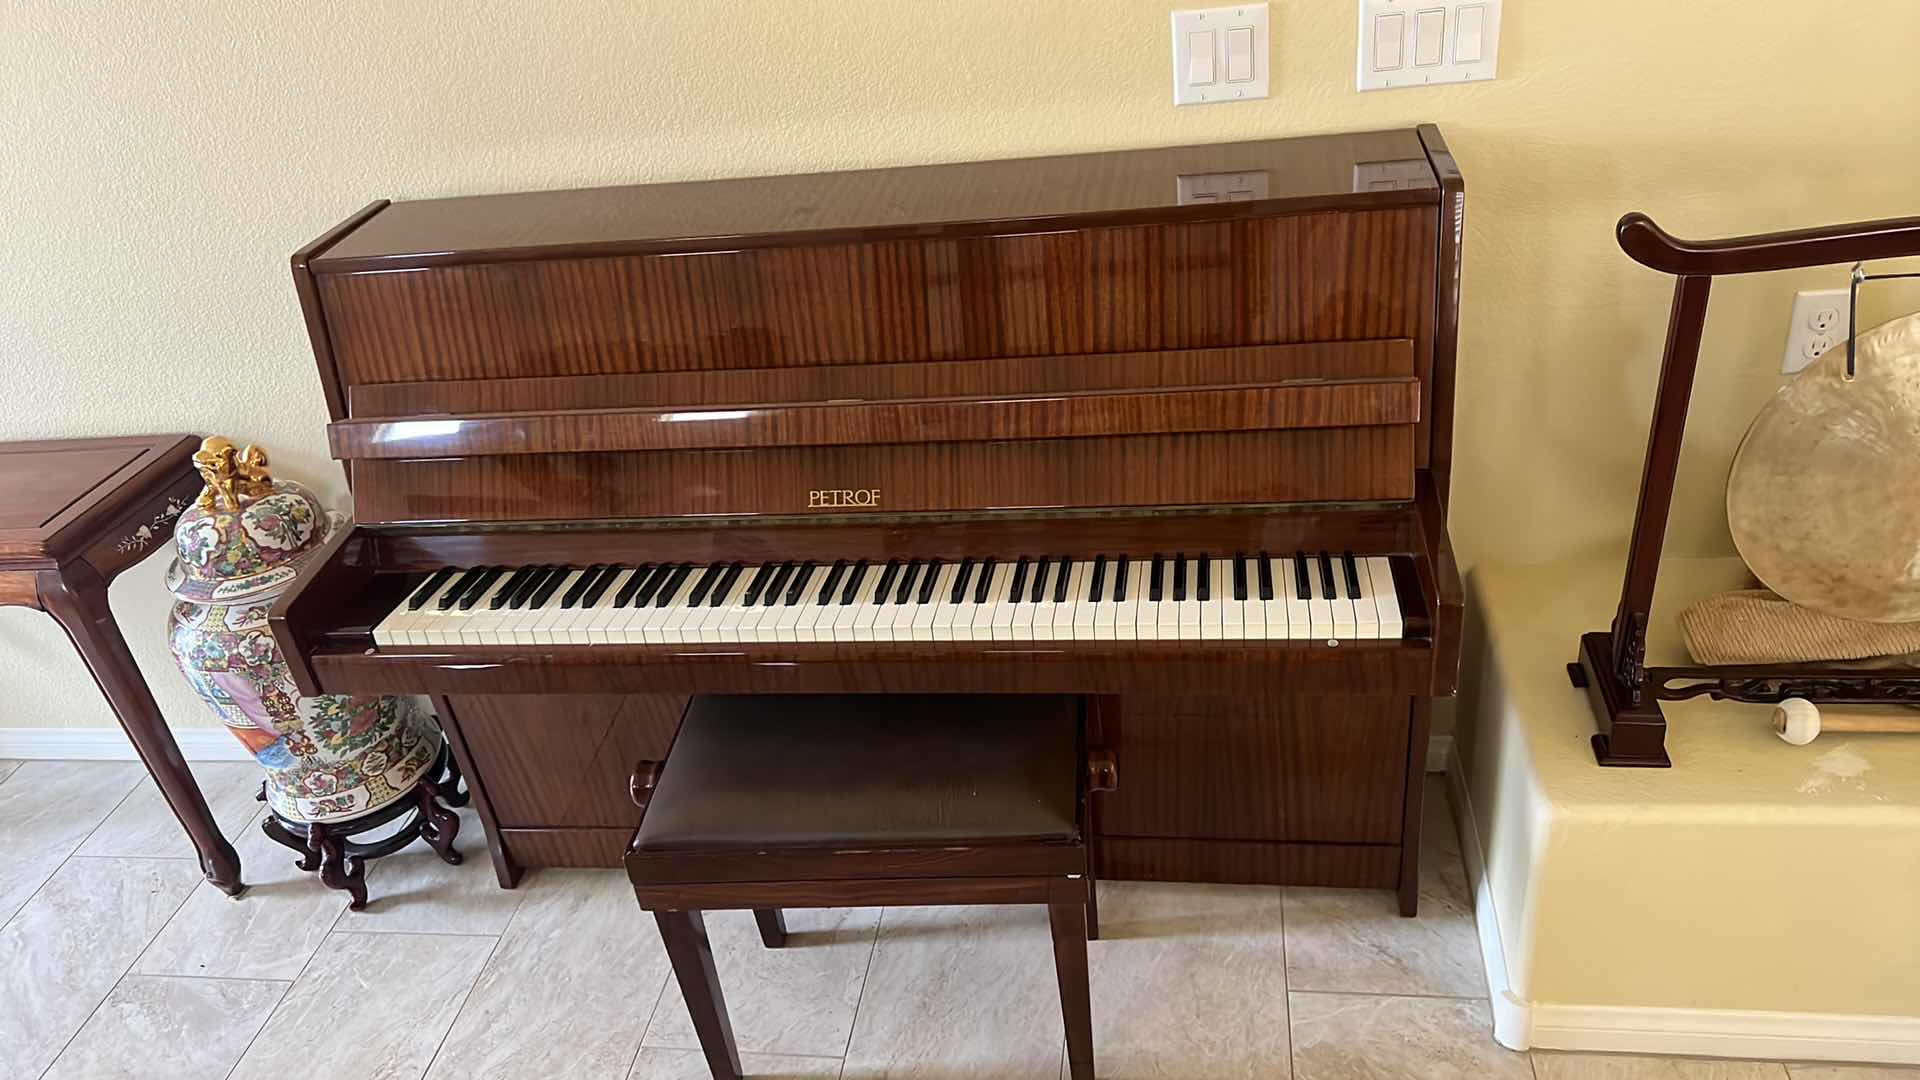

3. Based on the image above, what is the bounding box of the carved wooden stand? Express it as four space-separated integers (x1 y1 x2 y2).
1575 212 1920 767
260 745 469 910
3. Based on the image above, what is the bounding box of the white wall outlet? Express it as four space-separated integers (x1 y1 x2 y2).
1357 0 1501 92
1782 287 1852 375
1172 5 1270 106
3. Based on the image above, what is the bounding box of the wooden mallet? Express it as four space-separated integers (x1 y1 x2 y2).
1772 698 1920 745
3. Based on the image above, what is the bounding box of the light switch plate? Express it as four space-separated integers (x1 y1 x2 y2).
1172 4 1270 106
1357 0 1501 92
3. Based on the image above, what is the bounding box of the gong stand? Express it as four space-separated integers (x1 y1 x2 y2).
259 744 470 910
1572 211 1920 768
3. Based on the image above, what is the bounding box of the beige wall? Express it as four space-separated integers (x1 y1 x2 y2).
4 0 1918 732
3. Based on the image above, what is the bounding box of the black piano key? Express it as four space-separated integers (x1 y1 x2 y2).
1029 557 1050 603
916 559 943 604
1343 551 1362 599
561 564 607 608
613 563 656 607
528 567 572 609
1053 556 1073 603
623 564 664 607
894 560 921 604
656 564 694 607
838 560 869 605
1318 550 1337 598
579 565 626 609
456 566 505 611
1172 553 1187 603
1294 551 1311 600
407 567 457 611
1197 555 1211 603
1256 551 1274 601
971 558 996 604
1088 556 1107 603
784 561 816 605
950 558 974 603
1233 553 1248 602
762 563 795 606
739 564 775 607
684 564 721 606
507 566 552 609
486 567 533 610
1113 556 1130 602
1149 555 1164 602
872 559 902 605
708 562 745 607
1008 557 1030 603
817 560 849 605
436 568 483 611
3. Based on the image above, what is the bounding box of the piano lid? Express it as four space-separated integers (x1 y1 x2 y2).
312 129 1440 271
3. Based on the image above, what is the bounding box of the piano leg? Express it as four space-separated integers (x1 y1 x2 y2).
1396 696 1434 918
431 694 521 888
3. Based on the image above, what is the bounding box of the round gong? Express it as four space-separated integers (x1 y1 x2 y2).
1728 311 1920 622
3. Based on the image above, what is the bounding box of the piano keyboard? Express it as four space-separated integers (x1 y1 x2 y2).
372 552 1406 648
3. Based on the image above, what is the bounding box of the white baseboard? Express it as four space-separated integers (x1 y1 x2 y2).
0 726 253 762
1427 734 1452 773
1443 754 1920 1065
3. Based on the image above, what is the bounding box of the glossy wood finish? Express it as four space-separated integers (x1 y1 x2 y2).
319 129 1436 270
329 378 1421 459
350 428 1414 523
347 340 1416 417
0 436 243 896
279 128 1468 905
1581 210 1920 766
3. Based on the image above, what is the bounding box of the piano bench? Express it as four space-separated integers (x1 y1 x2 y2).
624 693 1109 1080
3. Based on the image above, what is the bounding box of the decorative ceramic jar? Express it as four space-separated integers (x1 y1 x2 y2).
165 438 444 825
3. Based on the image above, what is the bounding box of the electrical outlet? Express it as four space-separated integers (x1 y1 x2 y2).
1782 288 1852 375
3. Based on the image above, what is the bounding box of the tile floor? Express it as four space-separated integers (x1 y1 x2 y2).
0 761 1912 1080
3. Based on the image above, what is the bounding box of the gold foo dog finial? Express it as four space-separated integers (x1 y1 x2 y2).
193 436 274 512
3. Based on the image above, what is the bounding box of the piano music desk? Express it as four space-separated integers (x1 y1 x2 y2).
0 435 243 895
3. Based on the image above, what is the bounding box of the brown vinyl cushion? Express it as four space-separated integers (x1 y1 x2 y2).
633 695 1081 852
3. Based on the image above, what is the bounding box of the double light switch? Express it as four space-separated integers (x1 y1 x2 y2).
1357 0 1500 91
1172 5 1270 105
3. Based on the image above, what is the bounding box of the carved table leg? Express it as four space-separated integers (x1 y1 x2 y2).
38 565 245 897
310 824 369 911
416 781 463 866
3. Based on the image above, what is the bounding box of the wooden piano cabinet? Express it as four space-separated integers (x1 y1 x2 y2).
445 688 1425 906
432 693 687 885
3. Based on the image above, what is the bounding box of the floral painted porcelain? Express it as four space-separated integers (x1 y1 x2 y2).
166 438 443 824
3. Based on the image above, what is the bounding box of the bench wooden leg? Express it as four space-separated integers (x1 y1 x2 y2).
1048 900 1096 1080
655 909 743 1080
753 908 788 949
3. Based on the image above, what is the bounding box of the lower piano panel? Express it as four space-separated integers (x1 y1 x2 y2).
440 690 1424 900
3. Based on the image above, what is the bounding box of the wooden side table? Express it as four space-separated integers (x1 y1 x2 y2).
0 435 243 895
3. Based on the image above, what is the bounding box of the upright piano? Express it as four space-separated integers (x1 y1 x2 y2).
271 125 1465 915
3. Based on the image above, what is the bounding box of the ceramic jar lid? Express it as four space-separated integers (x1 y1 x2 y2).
165 437 343 605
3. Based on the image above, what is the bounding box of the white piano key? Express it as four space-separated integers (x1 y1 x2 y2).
988 562 1022 641
909 563 954 641
1367 556 1403 639
1119 559 1147 641
1154 559 1181 640
872 564 914 641
794 565 844 642
457 576 521 646
378 574 459 647
1065 561 1094 641
771 565 825 642
1091 560 1118 641
1306 557 1334 639
828 565 876 642
930 563 968 641
699 571 755 643
1329 557 1357 640
1213 557 1238 640
1257 555 1286 640
1012 560 1044 641
425 571 503 646
640 569 699 643
1349 557 1380 640
1277 559 1308 640
517 570 584 645
851 564 895 641
714 566 771 641
656 567 718 643
576 569 634 644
